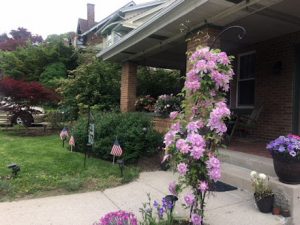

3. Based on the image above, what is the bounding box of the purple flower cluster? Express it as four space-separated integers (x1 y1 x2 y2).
98 211 137 225
207 102 230 135
153 197 174 219
266 134 300 157
206 156 221 182
185 48 234 93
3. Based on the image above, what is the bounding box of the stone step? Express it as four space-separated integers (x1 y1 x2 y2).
219 149 276 177
221 162 300 224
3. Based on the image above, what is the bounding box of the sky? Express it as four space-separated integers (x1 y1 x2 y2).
0 0 151 38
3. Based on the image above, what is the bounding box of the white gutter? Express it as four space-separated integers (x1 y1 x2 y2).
97 0 208 59
120 0 166 13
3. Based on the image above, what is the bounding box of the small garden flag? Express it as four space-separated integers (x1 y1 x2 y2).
60 128 69 140
69 136 75 152
60 128 69 147
110 138 123 164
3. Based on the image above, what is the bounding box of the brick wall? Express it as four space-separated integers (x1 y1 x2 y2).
153 117 173 133
120 62 137 112
186 26 220 70
230 31 300 140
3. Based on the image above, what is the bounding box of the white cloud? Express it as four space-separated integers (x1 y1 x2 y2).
0 0 151 38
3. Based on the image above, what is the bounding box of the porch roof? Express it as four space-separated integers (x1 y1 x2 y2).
97 0 300 70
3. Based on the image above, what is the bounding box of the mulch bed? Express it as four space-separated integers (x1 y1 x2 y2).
137 151 163 171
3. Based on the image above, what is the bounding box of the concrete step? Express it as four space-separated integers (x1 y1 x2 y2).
219 149 276 177
221 162 300 224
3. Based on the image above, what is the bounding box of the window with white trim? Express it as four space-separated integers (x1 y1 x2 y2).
237 52 256 107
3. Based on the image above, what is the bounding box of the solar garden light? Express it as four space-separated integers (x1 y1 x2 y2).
7 163 20 178
117 159 125 177
164 195 178 213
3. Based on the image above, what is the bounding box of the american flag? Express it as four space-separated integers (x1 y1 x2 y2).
111 139 123 157
69 136 75 146
60 128 69 140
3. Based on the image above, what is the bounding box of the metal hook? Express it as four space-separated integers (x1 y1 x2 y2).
210 25 247 49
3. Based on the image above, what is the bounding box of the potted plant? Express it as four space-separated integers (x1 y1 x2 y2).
154 94 182 117
266 134 300 184
250 171 274 213
135 95 156 112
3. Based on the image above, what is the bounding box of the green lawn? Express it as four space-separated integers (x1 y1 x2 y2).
0 130 139 201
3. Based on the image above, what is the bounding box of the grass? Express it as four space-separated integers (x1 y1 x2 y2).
0 129 139 201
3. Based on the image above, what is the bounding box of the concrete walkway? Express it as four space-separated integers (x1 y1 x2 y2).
0 171 287 225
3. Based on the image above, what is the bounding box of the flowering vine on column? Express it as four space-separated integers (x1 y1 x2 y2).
164 47 234 225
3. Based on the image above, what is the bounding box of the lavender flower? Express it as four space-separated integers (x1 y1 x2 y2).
191 213 202 225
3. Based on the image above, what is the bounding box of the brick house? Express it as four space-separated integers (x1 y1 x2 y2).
75 1 168 50
97 0 300 140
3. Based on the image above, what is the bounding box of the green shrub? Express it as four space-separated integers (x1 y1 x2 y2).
73 112 163 163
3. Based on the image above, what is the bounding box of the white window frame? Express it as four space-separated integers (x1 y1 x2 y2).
236 51 256 109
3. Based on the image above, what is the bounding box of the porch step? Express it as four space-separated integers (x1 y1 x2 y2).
219 149 276 177
221 162 300 224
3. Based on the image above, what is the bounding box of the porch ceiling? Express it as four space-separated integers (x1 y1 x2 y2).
97 0 300 69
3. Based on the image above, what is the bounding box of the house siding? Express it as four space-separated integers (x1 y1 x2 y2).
230 31 300 140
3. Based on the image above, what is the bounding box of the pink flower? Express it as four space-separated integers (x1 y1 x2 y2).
207 156 221 169
217 52 230 65
184 193 195 206
177 163 188 175
164 131 175 148
170 111 179 120
185 80 200 92
194 59 207 73
190 146 204 160
176 139 190 154
168 181 177 196
186 120 204 133
187 133 206 148
198 181 208 193
208 167 221 181
191 213 202 225
207 102 230 135
170 122 181 134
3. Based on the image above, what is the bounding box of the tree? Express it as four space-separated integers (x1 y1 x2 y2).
58 49 121 114
0 77 58 105
0 27 43 51
137 67 184 98
0 36 77 85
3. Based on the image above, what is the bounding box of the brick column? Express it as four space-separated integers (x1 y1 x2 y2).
186 26 221 70
120 62 137 112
